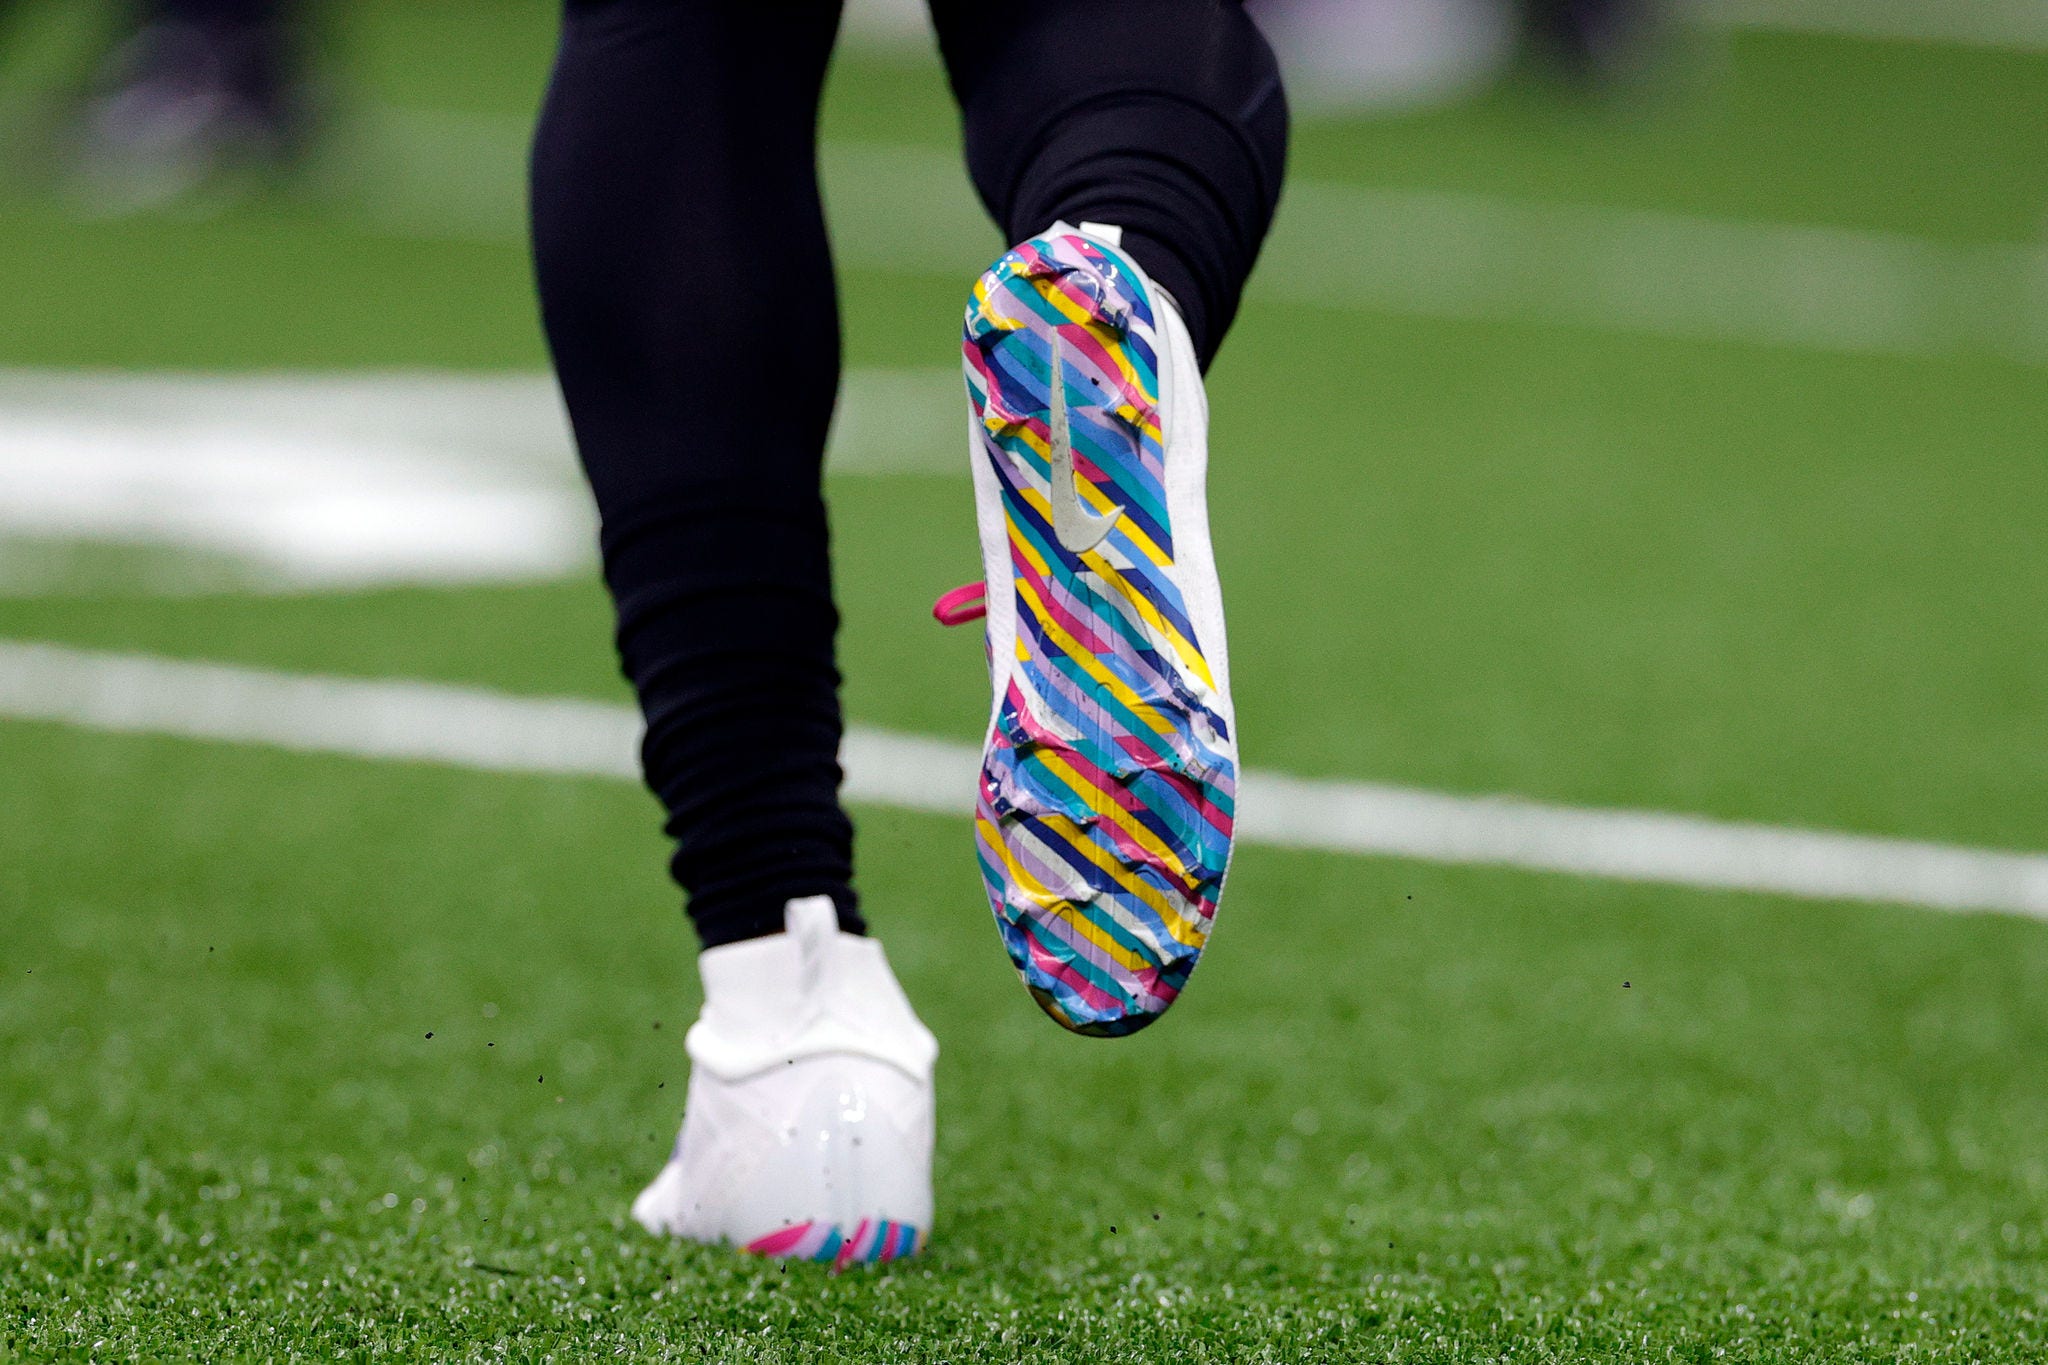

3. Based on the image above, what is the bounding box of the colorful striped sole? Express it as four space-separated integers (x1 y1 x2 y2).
963 226 1237 1038
740 1218 923 1268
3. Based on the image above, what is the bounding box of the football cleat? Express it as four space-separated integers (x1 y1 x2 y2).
631 896 937 1266
950 220 1238 1037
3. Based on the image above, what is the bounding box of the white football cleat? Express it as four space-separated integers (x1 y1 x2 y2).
630 895 937 1266
943 220 1238 1036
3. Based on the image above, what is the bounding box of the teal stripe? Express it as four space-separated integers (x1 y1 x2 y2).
1002 808 1188 967
1008 901 1137 1013
981 377 1194 632
995 250 1162 391
1011 752 1205 897
990 306 1173 532
1001 515 1195 770
995 496 1167 686
1004 800 1179 964
994 442 1198 654
1000 274 1085 333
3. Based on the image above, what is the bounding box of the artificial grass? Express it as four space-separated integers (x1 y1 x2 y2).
3 3 2047 1357
4 724 2046 1361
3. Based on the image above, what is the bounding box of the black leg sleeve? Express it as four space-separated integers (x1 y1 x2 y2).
530 0 862 948
929 0 1289 368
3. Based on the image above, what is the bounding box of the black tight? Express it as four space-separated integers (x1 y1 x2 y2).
530 0 1286 947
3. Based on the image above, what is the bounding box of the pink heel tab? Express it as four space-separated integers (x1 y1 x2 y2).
932 581 987 626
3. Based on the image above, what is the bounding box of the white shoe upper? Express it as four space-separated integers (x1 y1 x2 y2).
630 897 938 1264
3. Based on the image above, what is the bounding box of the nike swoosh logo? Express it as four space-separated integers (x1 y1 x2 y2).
1046 332 1124 555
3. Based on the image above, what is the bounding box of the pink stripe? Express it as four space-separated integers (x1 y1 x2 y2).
1018 899 1165 999
1037 581 1201 741
1026 944 1126 1014
964 343 1000 393
1007 864 1201 1000
833 1219 869 1272
970 288 1148 444
743 1222 813 1257
1105 733 1237 843
1004 686 1230 871
990 860 1202 1014
1055 324 1144 407
1010 894 1126 984
984 778 1216 946
1013 556 1119 660
1071 447 1119 490
986 748 1222 936
1014 242 1055 275
1037 257 1121 327
998 820 1095 907
1042 752 1222 906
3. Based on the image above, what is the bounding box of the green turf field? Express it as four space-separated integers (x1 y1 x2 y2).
3 2 2046 1359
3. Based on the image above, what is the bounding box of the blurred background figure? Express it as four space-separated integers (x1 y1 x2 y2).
1243 0 1660 110
51 0 315 209
1518 0 1656 73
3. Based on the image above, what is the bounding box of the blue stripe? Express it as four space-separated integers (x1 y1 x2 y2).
985 332 1176 552
996 805 1193 958
1003 734 1222 877
978 397 1191 632
997 472 1200 680
1001 905 1140 1020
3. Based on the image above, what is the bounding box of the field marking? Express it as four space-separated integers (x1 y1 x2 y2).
1693 0 2048 50
825 140 2048 364
1257 181 2046 363
347 111 2048 367
0 371 587 590
836 0 2048 52
0 368 963 593
3 639 2044 923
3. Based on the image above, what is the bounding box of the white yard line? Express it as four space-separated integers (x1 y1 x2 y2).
837 0 2048 53
0 371 588 590
4 639 2045 922
1256 181 2046 364
348 112 2048 367
0 368 964 592
1693 0 2048 50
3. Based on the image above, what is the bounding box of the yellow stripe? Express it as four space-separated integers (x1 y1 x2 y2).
1003 424 1174 569
1034 748 1197 892
1085 561 1220 695
989 251 1162 425
979 287 1218 701
995 410 1218 696
1041 812 1206 950
1011 568 1178 741
980 815 1163 971
1026 276 1154 400
1008 503 1218 701
1118 402 1165 447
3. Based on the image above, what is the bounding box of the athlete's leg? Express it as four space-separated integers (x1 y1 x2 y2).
531 0 861 949
532 0 935 1263
929 0 1288 368
928 0 1286 1033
